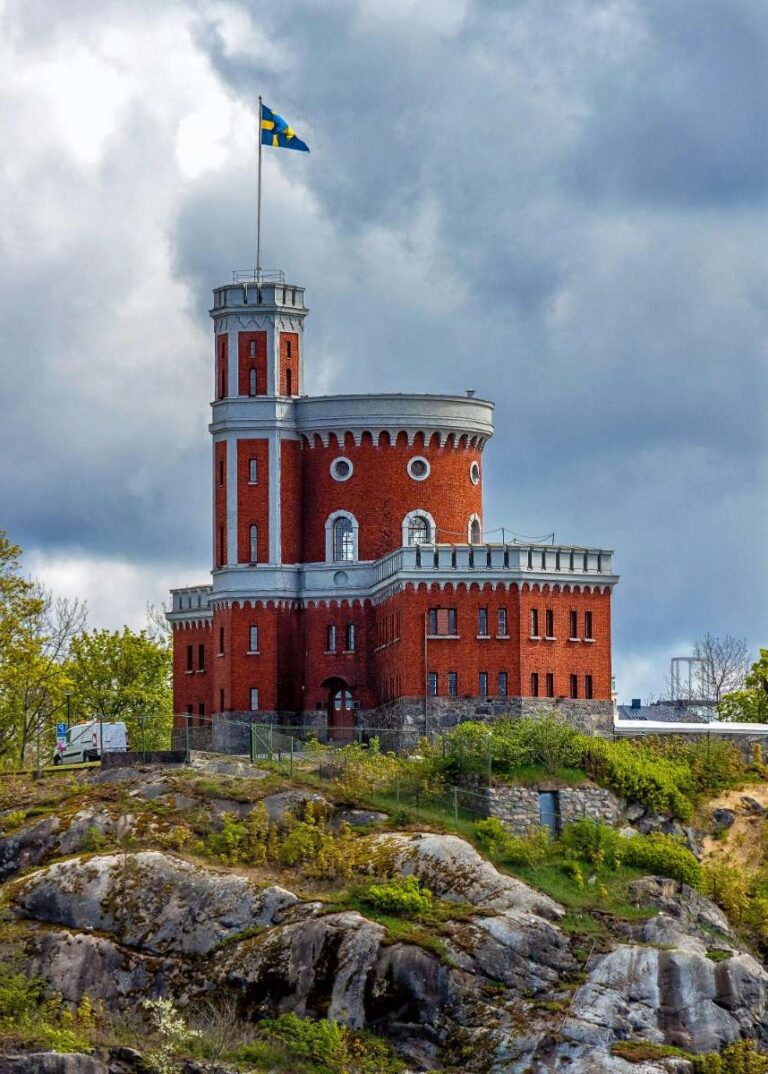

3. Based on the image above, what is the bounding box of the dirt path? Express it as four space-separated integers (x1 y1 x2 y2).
699 782 768 869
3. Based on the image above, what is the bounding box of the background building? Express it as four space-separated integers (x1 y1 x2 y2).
168 274 619 743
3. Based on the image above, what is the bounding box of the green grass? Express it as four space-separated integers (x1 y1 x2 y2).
496 764 587 787
611 1040 693 1063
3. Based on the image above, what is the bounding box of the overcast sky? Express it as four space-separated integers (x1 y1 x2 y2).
1 0 766 701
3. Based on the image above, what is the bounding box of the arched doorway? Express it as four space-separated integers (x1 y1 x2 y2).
322 676 355 741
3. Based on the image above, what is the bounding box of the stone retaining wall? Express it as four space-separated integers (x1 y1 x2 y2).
462 781 624 836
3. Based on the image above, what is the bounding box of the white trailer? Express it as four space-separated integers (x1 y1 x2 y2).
53 721 128 765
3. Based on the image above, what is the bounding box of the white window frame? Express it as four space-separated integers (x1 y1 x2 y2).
249 524 258 564
407 456 431 482
249 687 259 711
325 511 359 563
248 458 258 485
248 625 259 653
401 509 436 547
469 460 481 485
330 456 354 482
468 513 482 544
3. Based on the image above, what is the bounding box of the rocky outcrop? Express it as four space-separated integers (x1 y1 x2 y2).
7 805 768 1072
374 831 563 919
15 851 298 956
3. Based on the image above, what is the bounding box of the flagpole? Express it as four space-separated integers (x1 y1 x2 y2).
256 95 263 284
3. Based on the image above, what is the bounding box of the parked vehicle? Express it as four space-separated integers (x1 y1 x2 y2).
53 721 128 765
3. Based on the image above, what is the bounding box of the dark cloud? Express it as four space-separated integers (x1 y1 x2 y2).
1 0 766 697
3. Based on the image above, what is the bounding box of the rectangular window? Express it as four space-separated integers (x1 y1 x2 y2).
249 524 258 563
479 671 488 697
428 608 458 635
345 623 356 651
250 687 259 711
531 672 539 697
530 608 539 637
326 624 337 652
478 607 489 636
498 607 508 636
248 625 259 653
286 339 292 359
570 674 578 699
186 703 194 715
285 368 293 395
198 702 205 718
249 340 257 358
448 671 458 696
186 644 193 672
585 674 594 700
198 643 205 671
248 458 258 484
498 671 508 697
248 367 257 396
545 609 554 638
546 672 554 698
218 460 224 486
569 610 578 639
428 671 438 696
218 526 225 567
584 611 593 640
218 626 224 656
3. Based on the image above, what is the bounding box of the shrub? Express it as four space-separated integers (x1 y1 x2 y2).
647 737 747 798
619 832 702 889
585 739 693 820
249 1013 405 1074
360 875 433 917
81 826 111 853
473 817 552 865
703 861 751 924
560 820 623 868
143 998 201 1074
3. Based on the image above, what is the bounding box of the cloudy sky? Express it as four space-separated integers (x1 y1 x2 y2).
1 0 766 701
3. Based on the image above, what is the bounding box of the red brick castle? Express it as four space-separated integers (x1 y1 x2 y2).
168 273 618 743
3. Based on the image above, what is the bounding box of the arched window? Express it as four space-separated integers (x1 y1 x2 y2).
249 524 258 563
333 517 354 562
407 515 431 545
469 516 482 544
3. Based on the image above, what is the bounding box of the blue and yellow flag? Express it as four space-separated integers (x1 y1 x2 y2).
260 103 309 152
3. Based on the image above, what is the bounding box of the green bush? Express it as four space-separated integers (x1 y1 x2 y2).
620 832 702 888
560 820 623 868
473 817 552 865
247 1013 405 1074
360 875 433 917
558 821 702 888
585 739 693 820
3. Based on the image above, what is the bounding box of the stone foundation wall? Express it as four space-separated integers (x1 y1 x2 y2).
366 696 614 735
463 781 624 837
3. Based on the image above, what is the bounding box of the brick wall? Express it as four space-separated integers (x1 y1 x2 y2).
236 439 270 564
237 331 267 396
214 441 227 567
300 431 483 563
171 622 213 724
280 439 302 564
279 332 299 396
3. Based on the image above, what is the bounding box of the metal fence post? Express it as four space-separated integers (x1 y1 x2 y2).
452 785 459 822
290 736 294 777
487 733 493 788
269 723 274 758
185 714 190 761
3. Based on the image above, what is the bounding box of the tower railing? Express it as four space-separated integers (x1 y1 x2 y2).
232 269 286 284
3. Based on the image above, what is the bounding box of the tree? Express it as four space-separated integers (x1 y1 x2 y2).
693 634 750 703
1 587 86 766
66 627 172 750
718 649 768 724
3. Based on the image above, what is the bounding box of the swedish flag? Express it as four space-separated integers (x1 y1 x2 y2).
260 103 309 152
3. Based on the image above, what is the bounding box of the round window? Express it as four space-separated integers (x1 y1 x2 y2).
407 456 430 481
330 457 353 482
469 460 481 485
